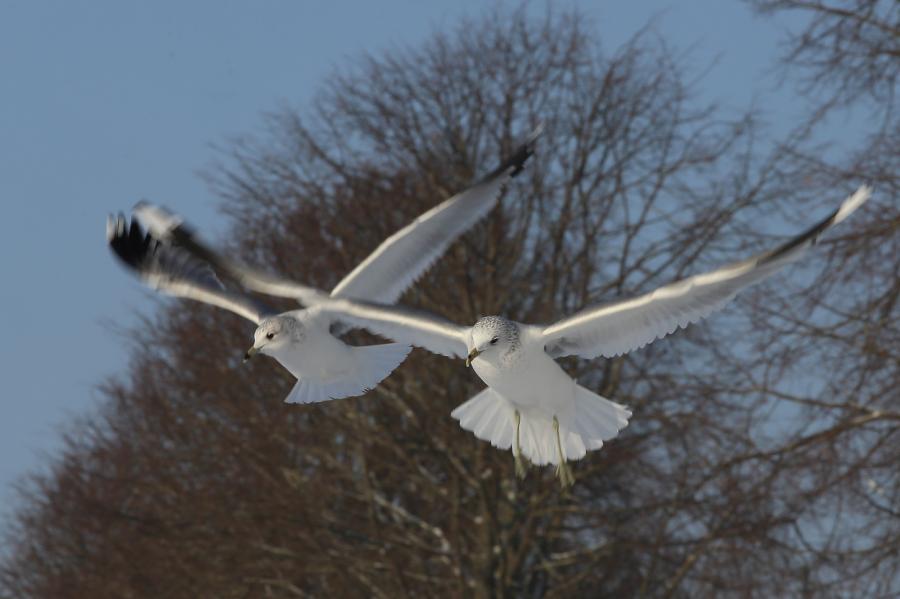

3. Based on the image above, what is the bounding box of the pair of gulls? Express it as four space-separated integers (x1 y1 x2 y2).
108 130 872 486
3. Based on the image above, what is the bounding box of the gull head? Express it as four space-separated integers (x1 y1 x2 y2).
466 316 518 367
244 315 302 362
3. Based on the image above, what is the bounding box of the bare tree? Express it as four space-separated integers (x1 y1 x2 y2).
729 2 900 596
749 0 898 112
2 6 894 598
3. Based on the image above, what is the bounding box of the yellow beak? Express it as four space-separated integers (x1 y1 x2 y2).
465 348 482 367
243 346 259 363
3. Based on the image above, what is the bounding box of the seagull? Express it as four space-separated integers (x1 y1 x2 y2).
296 185 870 486
107 127 541 404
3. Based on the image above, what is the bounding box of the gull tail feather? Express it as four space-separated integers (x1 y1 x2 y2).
451 385 631 465
571 385 631 453
284 343 411 404
451 388 517 449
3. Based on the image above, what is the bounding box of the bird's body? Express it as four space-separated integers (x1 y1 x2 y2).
454 317 630 483
268 311 349 382
469 323 568 415
256 309 411 404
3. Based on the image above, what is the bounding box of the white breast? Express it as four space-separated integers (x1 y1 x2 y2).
471 327 576 417
273 314 354 380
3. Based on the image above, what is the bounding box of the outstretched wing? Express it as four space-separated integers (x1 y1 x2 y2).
133 202 325 306
331 126 542 302
134 126 540 309
315 298 470 359
107 214 272 324
542 185 872 359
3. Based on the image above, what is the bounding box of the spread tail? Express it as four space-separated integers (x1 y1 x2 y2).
451 385 631 465
284 343 411 404
451 388 517 449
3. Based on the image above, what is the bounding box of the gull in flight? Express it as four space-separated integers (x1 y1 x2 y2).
300 185 871 486
107 128 541 404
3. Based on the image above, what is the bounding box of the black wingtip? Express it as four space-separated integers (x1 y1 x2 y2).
107 214 155 272
165 220 218 268
759 205 840 266
483 124 544 181
508 123 544 178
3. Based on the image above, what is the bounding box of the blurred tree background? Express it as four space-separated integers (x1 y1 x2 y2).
2 3 896 597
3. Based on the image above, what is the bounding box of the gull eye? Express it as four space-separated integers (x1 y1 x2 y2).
490 337 499 345
266 332 275 340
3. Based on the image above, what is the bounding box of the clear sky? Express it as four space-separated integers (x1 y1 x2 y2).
0 0 840 514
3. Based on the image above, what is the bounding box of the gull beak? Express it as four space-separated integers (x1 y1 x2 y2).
243 346 259 363
465 348 482 367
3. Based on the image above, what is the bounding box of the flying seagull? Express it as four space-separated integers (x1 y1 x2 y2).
108 128 541 404
301 185 871 486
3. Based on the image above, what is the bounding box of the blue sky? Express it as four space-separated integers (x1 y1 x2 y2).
0 1 835 513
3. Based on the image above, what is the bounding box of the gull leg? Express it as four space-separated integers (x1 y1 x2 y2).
514 410 530 479
553 416 575 489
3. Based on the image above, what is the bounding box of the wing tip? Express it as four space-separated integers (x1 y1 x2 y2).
107 213 152 271
132 202 211 267
524 122 544 145
495 123 544 179
832 184 872 225
105 214 116 241
133 201 186 239
762 183 873 264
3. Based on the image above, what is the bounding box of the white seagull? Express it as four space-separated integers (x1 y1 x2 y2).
301 185 871 486
107 128 541 404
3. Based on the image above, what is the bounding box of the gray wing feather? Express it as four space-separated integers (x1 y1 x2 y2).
132 126 540 317
107 214 271 324
542 185 872 359
331 126 541 302
133 202 325 306
317 298 470 358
